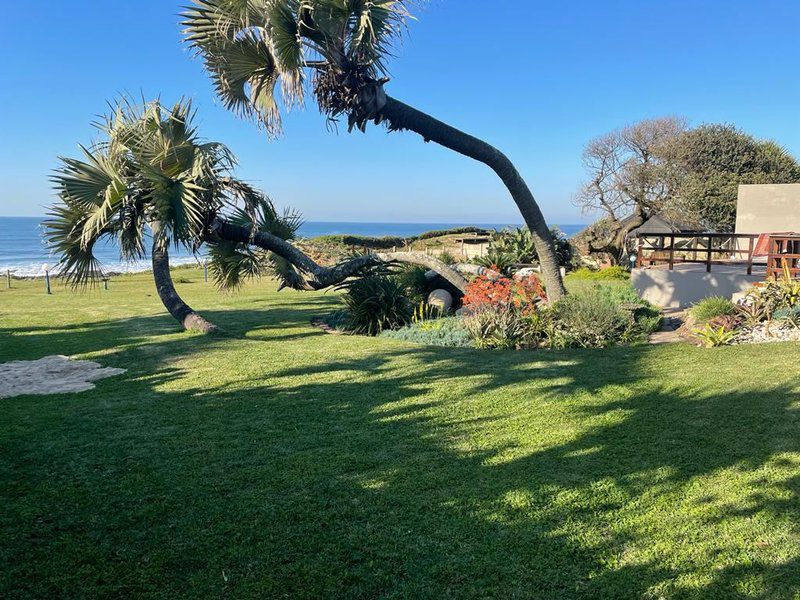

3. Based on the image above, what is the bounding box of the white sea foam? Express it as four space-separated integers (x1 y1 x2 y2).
1 256 202 278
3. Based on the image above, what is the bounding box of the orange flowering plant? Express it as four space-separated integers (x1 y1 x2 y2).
462 267 547 310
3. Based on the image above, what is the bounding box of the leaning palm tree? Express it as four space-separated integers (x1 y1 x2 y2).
46 98 305 332
47 97 467 332
181 0 568 300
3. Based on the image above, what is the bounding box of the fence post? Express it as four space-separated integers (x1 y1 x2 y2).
6 269 10 289
706 236 713 273
668 234 675 270
747 237 754 276
636 235 643 268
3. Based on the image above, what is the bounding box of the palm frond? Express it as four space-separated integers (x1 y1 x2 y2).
51 148 117 208
207 238 269 290
205 34 284 133
268 252 310 290
181 0 257 50
182 0 414 132
49 95 302 294
43 203 105 287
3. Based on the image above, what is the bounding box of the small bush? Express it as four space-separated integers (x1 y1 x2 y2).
437 250 458 265
774 305 800 328
322 309 351 331
692 322 737 347
741 274 800 322
569 266 630 281
552 292 634 348
394 265 429 304
462 273 546 310
339 276 412 335
690 296 737 324
381 317 473 348
550 284 661 348
476 226 573 275
463 305 548 350
475 250 517 276
736 300 768 327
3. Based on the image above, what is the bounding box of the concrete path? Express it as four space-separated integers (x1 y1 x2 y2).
649 309 686 345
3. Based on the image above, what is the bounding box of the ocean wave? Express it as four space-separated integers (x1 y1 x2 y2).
1 256 203 278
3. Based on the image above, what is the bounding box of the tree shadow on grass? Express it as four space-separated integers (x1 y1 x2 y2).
2 306 800 598
225 345 800 598
0 295 342 363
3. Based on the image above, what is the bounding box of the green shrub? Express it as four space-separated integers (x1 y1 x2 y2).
736 301 768 327
339 276 413 335
394 265 429 304
741 275 800 322
690 296 737 323
475 249 518 276
774 305 800 327
322 309 350 331
476 226 573 275
381 317 473 348
437 250 458 265
552 292 634 348
568 266 630 281
692 322 736 347
463 306 548 349
550 284 661 348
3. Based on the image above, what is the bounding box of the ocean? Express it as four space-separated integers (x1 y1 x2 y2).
0 217 585 277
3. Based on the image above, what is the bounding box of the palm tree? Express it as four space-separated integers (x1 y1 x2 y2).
46 98 304 332
47 97 467 331
181 0 567 300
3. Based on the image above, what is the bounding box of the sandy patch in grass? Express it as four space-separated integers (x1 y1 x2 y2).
0 355 126 398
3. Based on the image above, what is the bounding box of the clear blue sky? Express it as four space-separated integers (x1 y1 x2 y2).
1 1 798 223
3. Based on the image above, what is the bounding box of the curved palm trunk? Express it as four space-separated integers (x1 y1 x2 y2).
211 219 469 292
377 96 567 301
152 241 218 333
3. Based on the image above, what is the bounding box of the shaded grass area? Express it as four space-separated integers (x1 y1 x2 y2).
1 271 800 598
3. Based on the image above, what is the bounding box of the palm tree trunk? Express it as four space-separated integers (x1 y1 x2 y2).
211 219 469 292
378 95 567 301
151 241 218 333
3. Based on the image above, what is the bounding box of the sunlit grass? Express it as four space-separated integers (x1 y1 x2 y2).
2 271 800 598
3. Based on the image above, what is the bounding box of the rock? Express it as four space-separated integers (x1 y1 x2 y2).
514 267 540 277
731 322 800 345
0 355 126 399
731 291 749 304
428 289 453 313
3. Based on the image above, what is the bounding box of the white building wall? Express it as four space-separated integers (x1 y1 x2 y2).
735 184 800 235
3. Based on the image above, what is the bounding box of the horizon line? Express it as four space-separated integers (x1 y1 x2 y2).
0 215 592 225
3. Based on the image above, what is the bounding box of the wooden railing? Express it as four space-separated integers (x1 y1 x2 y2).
766 234 800 279
635 233 759 274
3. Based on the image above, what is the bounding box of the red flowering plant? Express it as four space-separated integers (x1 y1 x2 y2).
462 266 547 312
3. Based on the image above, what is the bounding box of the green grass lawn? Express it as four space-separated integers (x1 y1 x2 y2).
2 270 800 598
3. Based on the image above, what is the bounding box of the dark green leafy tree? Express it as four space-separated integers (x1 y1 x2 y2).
668 124 800 231
181 0 568 300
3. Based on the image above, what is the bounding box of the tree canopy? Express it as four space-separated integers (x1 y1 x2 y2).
667 124 800 231
182 0 412 135
46 98 303 290
181 0 568 300
574 118 800 259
